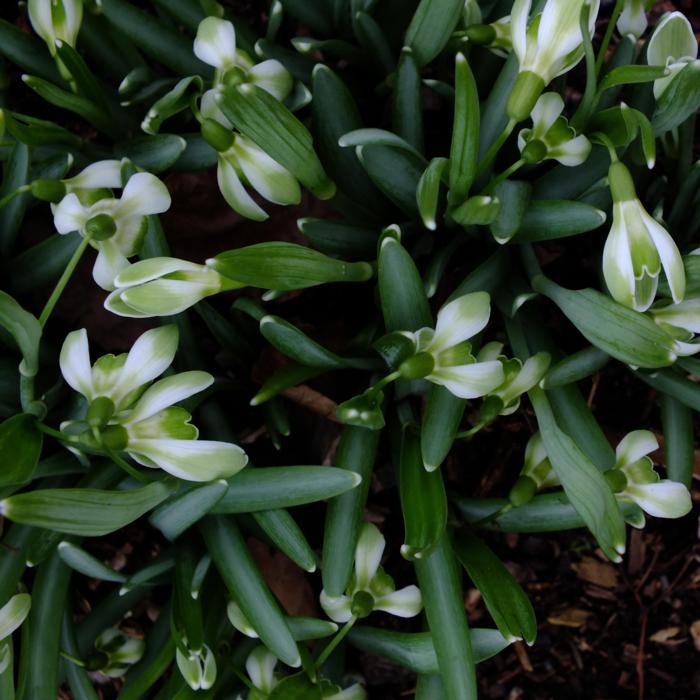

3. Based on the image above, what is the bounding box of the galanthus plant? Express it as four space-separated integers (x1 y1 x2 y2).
27 0 82 57
91 627 145 678
176 641 217 691
59 325 248 481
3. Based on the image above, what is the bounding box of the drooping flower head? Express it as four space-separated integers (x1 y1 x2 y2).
617 0 648 39
92 627 145 678
28 0 83 56
176 642 217 691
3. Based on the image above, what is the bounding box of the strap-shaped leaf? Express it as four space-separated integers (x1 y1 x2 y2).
0 481 174 536
514 200 606 242
417 157 448 230
0 414 42 488
115 134 187 173
421 384 465 472
217 83 335 199
0 291 42 377
653 61 700 134
57 541 126 583
0 593 31 642
529 387 626 561
405 0 464 66
660 393 694 489
454 530 536 644
393 47 424 153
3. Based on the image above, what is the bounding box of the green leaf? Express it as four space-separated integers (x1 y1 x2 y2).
211 466 361 513
209 242 372 291
251 363 325 406
454 530 536 644
200 515 300 667
0 291 42 377
115 134 187 173
0 19 62 83
450 195 500 226
489 180 531 244
659 393 694 489
513 200 606 241
0 481 175 536
347 626 510 673
339 128 425 161
336 390 386 430
140 76 203 135
448 53 479 204
658 255 700 299
57 541 126 583
54 39 113 114
399 425 447 560
533 276 678 368
597 64 669 93
353 11 395 75
421 385 465 471
269 673 322 700
529 387 626 562
653 61 700 134
417 157 448 230
414 534 477 700
298 218 379 258
260 315 379 370
252 509 317 573
542 346 610 388
393 47 424 153
0 141 31 256
635 368 700 413
217 83 335 199
280 0 333 35
148 480 229 541
405 0 464 66
0 414 42 488
0 593 31 642
378 235 432 332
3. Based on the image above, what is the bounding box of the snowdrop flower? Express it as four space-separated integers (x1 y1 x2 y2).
52 172 171 290
320 523 422 624
509 432 559 506
104 257 243 318
235 647 365 700
517 92 591 166
398 292 504 400
194 17 292 102
176 642 217 691
617 0 647 39
28 0 83 56
59 325 248 481
607 430 692 525
507 0 600 121
477 343 550 418
646 11 699 99
30 159 126 204
602 161 684 311
92 627 145 678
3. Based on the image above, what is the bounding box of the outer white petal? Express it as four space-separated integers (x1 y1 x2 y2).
549 133 591 166
319 591 354 623
193 17 237 70
114 325 179 403
127 439 248 481
429 292 491 354
53 193 89 234
65 159 124 190
217 156 268 221
226 601 259 638
114 257 204 287
497 352 550 405
536 0 587 71
639 209 685 304
354 523 385 590
428 360 504 399
602 208 636 308
248 59 293 101
510 0 531 62
615 429 657 468
115 173 171 219
523 432 548 475
245 647 277 694
119 279 214 316
124 371 213 423
59 329 94 399
176 648 206 690
625 480 692 519
199 88 232 127
92 240 130 291
59 0 83 47
651 299 700 334
374 585 423 618
647 12 697 67
104 291 153 319
476 341 504 362
531 92 564 135
233 137 301 206
27 0 54 46
617 0 647 39
0 593 31 641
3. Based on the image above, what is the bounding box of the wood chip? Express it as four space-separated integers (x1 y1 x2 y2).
547 608 592 628
690 620 700 652
649 626 681 643
573 556 619 588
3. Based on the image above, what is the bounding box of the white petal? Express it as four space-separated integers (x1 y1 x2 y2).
248 60 293 101
647 12 697 67
640 209 685 303
104 290 153 319
531 92 564 134
233 136 301 206
617 0 647 39
510 0 531 62
326 683 367 700
319 591 353 623
354 523 385 590
651 298 700 334
60 329 94 399
53 193 89 234
217 156 268 221
549 133 591 166
194 17 237 70
625 480 692 519
92 240 130 291
176 648 205 690
114 257 204 288
0 593 31 641
66 159 124 190
226 601 259 638
127 438 248 481
429 292 491 354
27 0 54 46
537 0 587 68
476 341 504 362
125 371 213 423
602 207 637 308
115 173 171 219
498 352 550 405
615 430 658 468
429 360 504 399
113 325 179 404
374 585 423 618
245 647 277 693
199 88 232 127
119 279 214 316
523 432 547 474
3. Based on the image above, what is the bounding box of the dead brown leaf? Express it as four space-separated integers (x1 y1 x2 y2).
649 626 681 643
547 608 592 628
573 556 619 588
690 620 700 652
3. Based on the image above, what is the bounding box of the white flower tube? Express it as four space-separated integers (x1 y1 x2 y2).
617 0 647 39
28 0 83 56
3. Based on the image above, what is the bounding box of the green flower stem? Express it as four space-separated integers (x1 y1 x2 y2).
455 421 489 440
476 119 517 175
591 131 619 162
471 502 513 528
38 234 92 327
571 1 598 131
315 616 357 669
38 422 72 440
484 158 525 194
594 0 626 77
105 448 152 484
0 185 30 209
370 370 402 396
